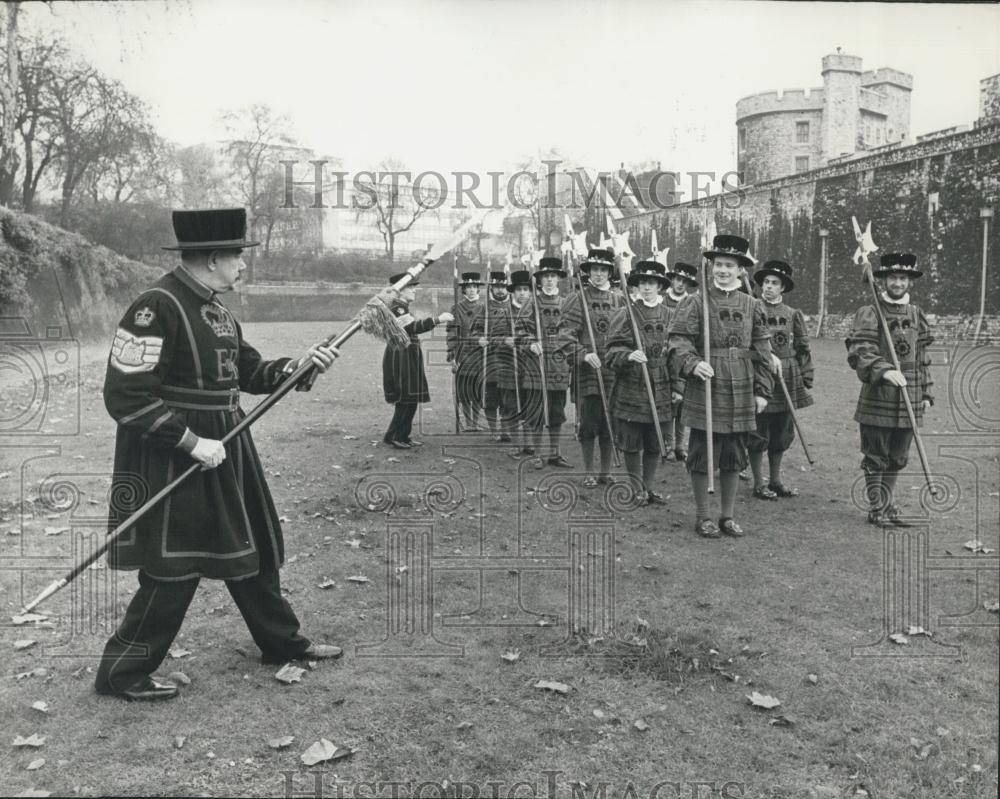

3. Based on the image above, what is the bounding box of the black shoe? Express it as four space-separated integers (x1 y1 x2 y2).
390 440 411 450
303 643 343 660
547 455 573 468
675 450 688 462
100 676 179 702
866 509 883 526
718 518 745 538
404 439 423 447
882 505 913 527
752 485 779 501
695 518 720 539
769 482 798 498
597 474 617 486
645 491 667 506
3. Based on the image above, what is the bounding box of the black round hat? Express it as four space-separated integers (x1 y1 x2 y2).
666 261 699 285
874 252 922 279
162 208 260 251
753 260 795 292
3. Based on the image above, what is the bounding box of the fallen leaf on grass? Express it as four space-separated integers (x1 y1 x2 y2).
347 575 369 584
889 633 909 645
534 680 570 695
983 601 999 613
44 527 68 536
746 691 781 710
963 540 995 555
13 734 46 747
14 640 36 650
633 719 649 732
30 701 48 713
455 721 473 731
167 671 191 685
274 664 306 684
268 735 295 749
386 457 400 464
168 646 191 659
342 435 358 440
807 673 819 685
26 758 45 771
442 458 457 465
500 650 520 663
317 578 336 589
300 738 349 766
906 625 932 637
174 735 186 749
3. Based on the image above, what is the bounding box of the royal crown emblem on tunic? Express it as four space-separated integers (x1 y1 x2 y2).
200 303 236 338
134 307 155 328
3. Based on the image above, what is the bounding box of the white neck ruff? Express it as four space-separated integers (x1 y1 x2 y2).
881 290 910 306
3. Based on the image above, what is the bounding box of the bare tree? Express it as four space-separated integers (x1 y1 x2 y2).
0 2 21 206
176 143 230 208
354 158 434 262
221 103 298 274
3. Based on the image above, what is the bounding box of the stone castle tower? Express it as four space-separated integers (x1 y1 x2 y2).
736 51 912 184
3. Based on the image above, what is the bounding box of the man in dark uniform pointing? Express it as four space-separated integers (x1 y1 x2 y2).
96 208 342 701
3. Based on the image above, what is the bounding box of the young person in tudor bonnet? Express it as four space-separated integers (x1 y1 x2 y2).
662 261 699 461
447 272 485 431
748 260 814 500
845 252 933 527
561 249 624 486
667 234 774 540
605 260 680 505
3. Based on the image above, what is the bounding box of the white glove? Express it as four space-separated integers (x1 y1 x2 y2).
191 437 226 469
529 342 543 357
584 352 602 369
627 350 648 364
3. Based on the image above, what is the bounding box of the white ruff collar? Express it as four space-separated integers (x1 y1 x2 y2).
713 279 741 293
881 290 910 306
541 288 559 297
666 287 687 302
639 295 663 307
763 297 783 305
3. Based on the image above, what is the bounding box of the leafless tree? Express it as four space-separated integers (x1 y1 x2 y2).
354 158 435 262
0 2 21 206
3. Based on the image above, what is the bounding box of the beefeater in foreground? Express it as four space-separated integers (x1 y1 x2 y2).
846 252 933 526
97 208 342 701
667 234 774 539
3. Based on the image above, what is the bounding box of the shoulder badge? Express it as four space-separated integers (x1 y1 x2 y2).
134 306 155 328
110 327 163 374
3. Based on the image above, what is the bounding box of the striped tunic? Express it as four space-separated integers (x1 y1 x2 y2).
561 284 623 400
605 298 679 424
760 299 814 413
512 292 570 390
667 285 773 433
846 300 933 428
470 297 514 386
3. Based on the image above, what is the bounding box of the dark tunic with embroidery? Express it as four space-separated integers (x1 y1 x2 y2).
512 292 571 390
470 297 514 387
662 287 689 312
606 298 680 423
447 296 484 382
846 298 933 428
561 284 623 401
382 298 437 404
104 267 302 581
667 285 773 433
760 299 814 413
493 300 523 391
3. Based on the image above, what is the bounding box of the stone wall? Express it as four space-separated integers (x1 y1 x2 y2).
598 122 1000 318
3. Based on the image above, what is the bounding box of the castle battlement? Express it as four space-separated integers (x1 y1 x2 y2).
862 68 914 90
736 88 824 120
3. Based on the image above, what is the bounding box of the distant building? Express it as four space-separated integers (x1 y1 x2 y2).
979 72 1000 126
736 50 913 184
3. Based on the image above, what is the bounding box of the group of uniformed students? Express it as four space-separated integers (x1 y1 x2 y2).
97 207 933 702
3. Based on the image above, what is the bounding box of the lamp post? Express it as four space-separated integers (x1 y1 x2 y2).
816 228 829 336
974 207 993 344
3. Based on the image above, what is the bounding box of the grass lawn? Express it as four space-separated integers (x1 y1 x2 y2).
2 323 997 798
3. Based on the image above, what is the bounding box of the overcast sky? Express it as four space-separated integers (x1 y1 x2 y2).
23 0 1000 183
